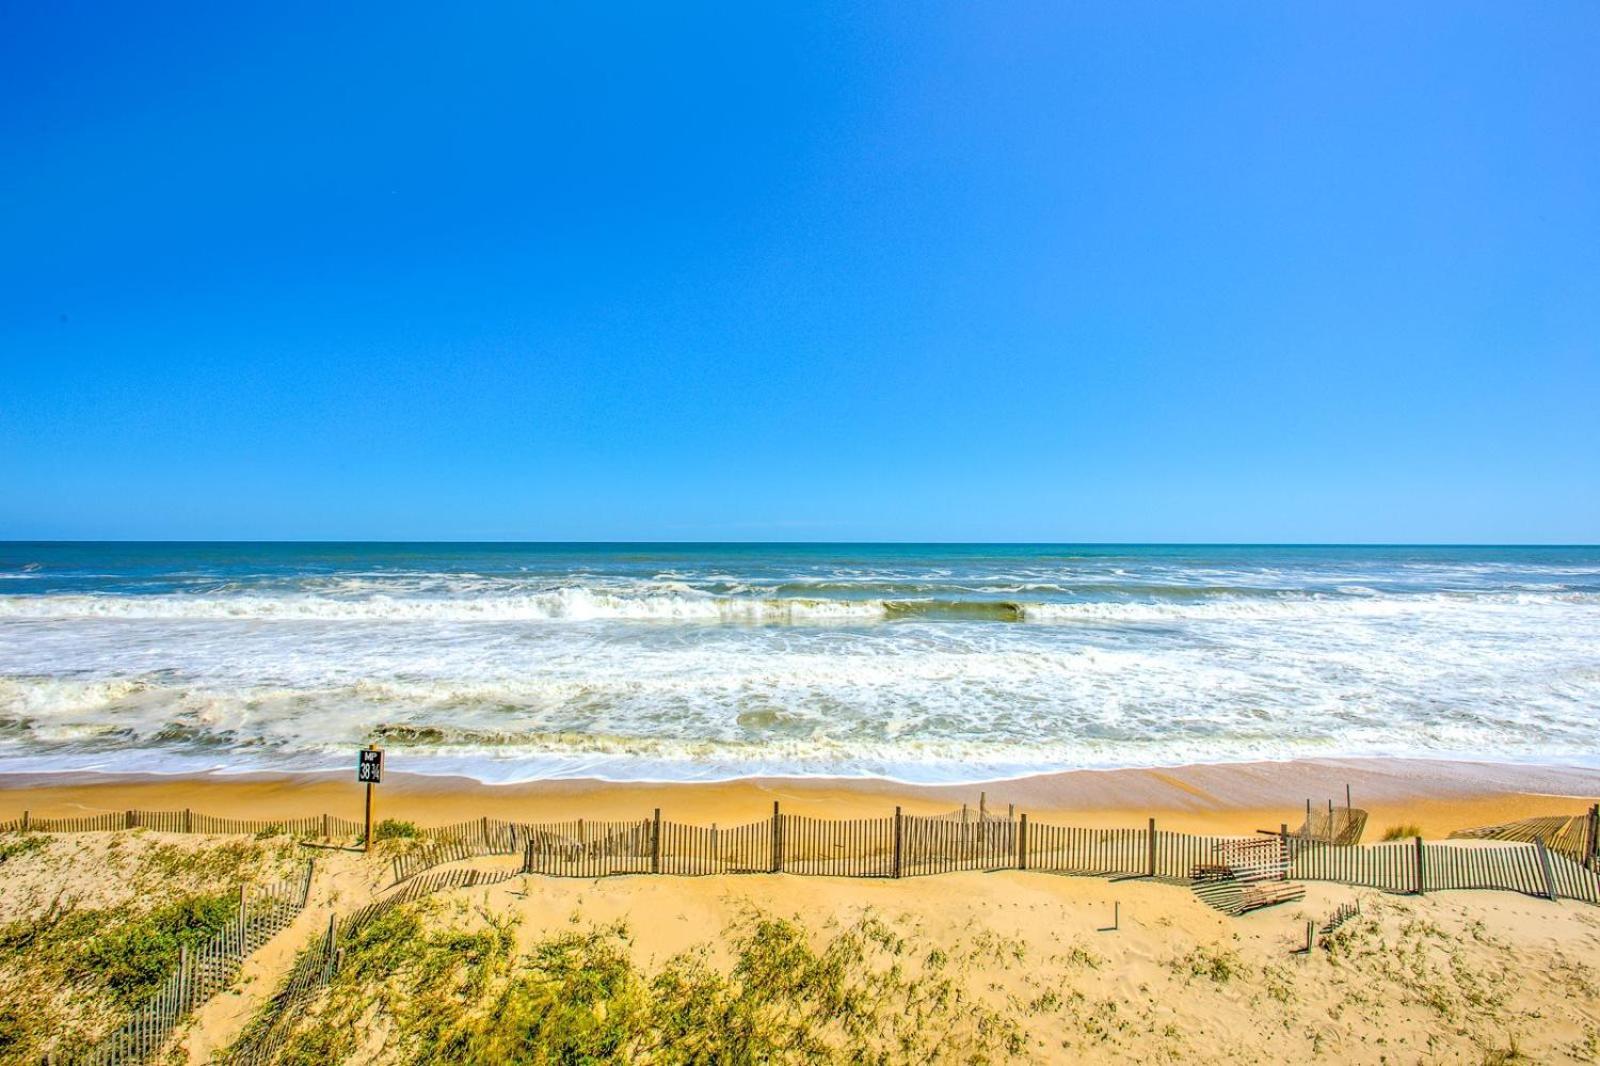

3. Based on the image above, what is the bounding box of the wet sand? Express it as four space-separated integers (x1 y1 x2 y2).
3 757 1597 838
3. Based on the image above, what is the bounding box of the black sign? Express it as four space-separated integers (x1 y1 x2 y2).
357 748 383 784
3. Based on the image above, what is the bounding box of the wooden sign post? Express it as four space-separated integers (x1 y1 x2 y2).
357 745 383 852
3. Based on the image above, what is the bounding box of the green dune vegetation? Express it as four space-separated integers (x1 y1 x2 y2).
247 905 1028 1065
0 832 303 1061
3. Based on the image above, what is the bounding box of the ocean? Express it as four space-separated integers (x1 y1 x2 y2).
0 542 1596 783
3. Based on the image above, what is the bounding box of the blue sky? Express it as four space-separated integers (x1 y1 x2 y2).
2 3 1596 542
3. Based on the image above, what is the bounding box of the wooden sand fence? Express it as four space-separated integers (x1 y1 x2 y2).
385 809 1215 883
1286 835 1598 902
1448 805 1600 870
62 862 315 1066
0 810 365 837
7 801 1599 904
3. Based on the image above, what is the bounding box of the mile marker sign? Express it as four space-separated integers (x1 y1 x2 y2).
358 748 383 783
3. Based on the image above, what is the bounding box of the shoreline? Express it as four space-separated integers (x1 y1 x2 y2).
3 756 1597 838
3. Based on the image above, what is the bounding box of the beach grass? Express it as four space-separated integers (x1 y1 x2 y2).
0 831 302 1061
250 902 1028 1064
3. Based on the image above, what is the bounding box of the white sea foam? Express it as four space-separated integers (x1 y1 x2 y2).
0 588 1593 623
0 589 885 622
3 547 1599 782
2 591 1598 780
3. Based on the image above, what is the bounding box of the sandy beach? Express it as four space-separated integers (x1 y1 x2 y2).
6 793 1600 1064
5 756 1598 840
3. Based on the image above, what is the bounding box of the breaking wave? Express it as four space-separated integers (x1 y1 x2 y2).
3 543 1600 782
0 588 1593 624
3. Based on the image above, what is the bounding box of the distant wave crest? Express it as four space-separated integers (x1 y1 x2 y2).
1 588 1594 624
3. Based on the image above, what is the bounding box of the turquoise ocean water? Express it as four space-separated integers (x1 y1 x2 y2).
0 543 1596 782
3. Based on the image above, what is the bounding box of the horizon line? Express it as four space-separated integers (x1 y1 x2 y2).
3 539 1598 549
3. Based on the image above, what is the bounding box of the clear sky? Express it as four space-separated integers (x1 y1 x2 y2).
2 3 1596 542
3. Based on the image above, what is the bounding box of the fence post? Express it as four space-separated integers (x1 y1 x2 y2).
1414 836 1425 895
1147 817 1157 878
1580 800 1593 870
18 810 26 832
322 812 331 839
1018 813 1028 871
126 809 136 829
1535 838 1559 901
323 912 337 977
651 808 662 874
233 877 248 953
481 816 490 847
771 801 783 874
183 808 192 833
893 807 903 879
